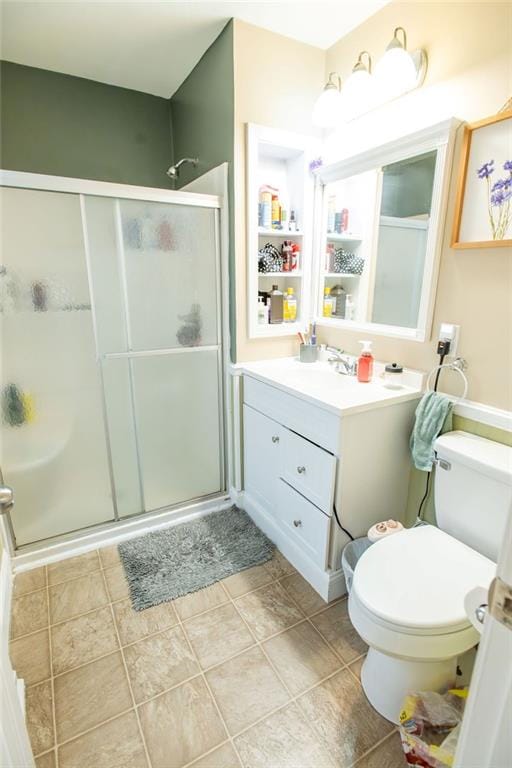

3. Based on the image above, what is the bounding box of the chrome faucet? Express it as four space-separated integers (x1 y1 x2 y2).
326 347 358 376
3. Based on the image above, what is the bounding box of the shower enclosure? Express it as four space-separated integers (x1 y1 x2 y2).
0 173 227 550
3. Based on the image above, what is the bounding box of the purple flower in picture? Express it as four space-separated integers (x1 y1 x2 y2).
477 157 511 239
309 157 323 173
491 188 512 207
477 160 494 179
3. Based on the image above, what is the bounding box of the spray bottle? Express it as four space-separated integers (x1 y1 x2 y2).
357 340 374 383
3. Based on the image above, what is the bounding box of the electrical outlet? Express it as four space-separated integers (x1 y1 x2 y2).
439 323 460 357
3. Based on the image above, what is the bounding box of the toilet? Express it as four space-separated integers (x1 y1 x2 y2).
349 431 512 723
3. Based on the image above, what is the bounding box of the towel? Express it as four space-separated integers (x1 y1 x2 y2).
410 391 453 471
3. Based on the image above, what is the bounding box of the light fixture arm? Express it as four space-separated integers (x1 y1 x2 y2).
325 72 342 91
353 50 372 74
389 27 407 50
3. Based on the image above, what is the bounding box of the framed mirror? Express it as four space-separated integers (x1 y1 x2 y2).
314 120 459 341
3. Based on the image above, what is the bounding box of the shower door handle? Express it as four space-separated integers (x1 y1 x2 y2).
0 485 14 515
0 466 14 515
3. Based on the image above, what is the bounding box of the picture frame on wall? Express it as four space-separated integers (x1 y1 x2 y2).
452 109 512 249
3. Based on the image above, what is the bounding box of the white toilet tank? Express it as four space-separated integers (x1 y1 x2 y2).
434 431 512 562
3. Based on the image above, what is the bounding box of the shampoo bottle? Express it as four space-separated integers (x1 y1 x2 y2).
357 340 374 383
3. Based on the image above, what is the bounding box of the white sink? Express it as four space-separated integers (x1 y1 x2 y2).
236 356 424 416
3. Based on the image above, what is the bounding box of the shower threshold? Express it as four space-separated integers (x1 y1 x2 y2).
10 491 231 572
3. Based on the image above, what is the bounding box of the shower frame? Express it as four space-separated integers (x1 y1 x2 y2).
0 169 233 562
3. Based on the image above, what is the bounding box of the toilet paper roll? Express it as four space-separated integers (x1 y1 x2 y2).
367 519 404 543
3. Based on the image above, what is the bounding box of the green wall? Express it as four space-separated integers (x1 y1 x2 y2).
170 21 236 360
406 416 512 525
0 61 173 188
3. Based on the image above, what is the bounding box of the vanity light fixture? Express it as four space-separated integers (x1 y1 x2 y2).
312 27 427 128
374 27 427 99
312 72 343 127
342 51 376 118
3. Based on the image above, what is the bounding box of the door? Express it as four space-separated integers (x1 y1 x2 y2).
83 195 225 516
0 187 115 545
243 404 281 514
454 504 512 767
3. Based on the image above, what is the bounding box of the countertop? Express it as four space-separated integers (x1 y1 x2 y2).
232 357 425 417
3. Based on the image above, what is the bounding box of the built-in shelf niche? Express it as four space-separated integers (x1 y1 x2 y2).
247 124 316 338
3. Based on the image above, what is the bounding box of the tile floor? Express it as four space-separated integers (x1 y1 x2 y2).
10 548 407 768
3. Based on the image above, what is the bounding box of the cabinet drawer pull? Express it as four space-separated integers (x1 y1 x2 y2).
271 435 280 444
297 465 306 474
293 519 302 527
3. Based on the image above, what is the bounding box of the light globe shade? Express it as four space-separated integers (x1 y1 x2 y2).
313 85 343 128
374 46 418 99
342 68 377 120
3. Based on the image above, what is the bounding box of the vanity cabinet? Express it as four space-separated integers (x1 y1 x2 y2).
241 372 419 602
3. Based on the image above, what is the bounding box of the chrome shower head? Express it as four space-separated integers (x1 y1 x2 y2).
166 157 199 180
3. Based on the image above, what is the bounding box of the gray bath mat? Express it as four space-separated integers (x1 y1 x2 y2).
118 506 275 611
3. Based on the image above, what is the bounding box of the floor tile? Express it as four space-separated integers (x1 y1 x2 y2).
10 589 48 639
280 572 329 616
13 567 46 597
54 651 132 743
263 551 296 580
297 668 393 767
235 582 304 641
173 582 229 621
354 732 407 767
263 621 341 695
49 571 109 624
189 742 241 768
9 629 51 685
98 544 122 569
205 646 289 735
311 599 367 663
139 676 226 768
123 625 199 703
349 655 365 681
103 564 131 602
58 711 147 768
222 564 273 598
51 605 118 675
26 680 54 756
113 596 178 646
47 551 100 586
36 751 56 768
184 603 254 669
234 702 335 768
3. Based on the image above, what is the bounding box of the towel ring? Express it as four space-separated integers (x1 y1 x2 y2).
426 358 468 403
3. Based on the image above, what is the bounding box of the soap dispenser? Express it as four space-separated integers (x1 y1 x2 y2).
357 340 374 383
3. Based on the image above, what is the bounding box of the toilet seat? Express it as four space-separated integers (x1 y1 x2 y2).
352 525 495 636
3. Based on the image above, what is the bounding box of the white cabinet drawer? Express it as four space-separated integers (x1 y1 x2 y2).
278 480 330 570
280 429 336 515
243 375 340 454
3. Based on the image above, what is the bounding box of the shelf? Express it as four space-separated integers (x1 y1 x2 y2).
325 233 362 242
258 271 302 277
258 228 304 237
323 272 361 279
252 320 304 338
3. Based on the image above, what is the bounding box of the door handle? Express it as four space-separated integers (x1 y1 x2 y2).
293 519 302 527
297 466 306 474
271 435 279 443
0 485 14 514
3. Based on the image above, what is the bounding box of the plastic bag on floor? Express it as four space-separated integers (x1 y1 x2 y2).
399 688 468 766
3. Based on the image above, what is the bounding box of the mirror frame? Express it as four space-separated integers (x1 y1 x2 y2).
313 119 460 342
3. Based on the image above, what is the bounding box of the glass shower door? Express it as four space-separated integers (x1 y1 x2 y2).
0 187 115 545
83 195 224 516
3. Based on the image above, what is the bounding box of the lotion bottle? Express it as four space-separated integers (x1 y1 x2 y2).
357 340 374 383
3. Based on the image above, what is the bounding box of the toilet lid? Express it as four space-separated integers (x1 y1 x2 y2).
352 526 496 634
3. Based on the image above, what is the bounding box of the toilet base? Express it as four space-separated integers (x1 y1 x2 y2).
361 648 457 724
